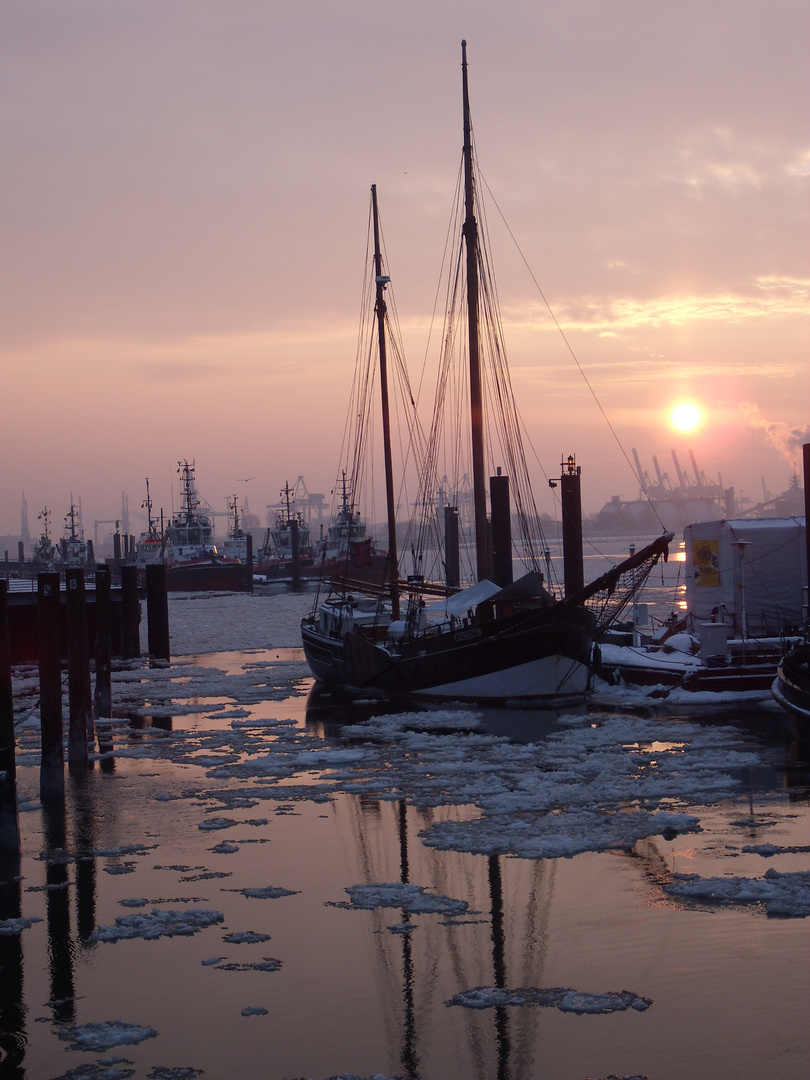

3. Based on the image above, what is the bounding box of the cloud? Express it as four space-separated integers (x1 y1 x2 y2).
739 403 810 464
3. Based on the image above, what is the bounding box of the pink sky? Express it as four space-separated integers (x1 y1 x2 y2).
1 1 808 540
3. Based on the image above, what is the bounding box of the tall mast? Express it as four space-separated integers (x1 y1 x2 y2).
462 40 490 582
371 184 400 619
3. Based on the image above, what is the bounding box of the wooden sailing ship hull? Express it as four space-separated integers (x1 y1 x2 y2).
302 602 594 704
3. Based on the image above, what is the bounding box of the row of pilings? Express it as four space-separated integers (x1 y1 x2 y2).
0 563 170 856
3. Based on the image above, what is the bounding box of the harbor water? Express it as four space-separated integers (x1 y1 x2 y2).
2 565 809 1080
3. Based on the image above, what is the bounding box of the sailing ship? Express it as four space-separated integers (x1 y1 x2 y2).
301 43 671 704
163 461 247 591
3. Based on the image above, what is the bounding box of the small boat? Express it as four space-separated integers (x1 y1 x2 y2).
163 461 247 591
594 510 807 706
772 642 810 721
302 44 670 705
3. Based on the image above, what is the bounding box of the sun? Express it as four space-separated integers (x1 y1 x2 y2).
670 402 701 432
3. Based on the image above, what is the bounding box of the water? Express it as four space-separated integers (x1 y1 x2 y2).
2 587 809 1080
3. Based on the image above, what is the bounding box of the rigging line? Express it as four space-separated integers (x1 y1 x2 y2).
476 169 668 536
414 159 467 415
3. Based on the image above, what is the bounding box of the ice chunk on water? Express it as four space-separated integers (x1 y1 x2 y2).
446 985 653 1013
90 908 224 943
57 1020 157 1050
344 882 469 916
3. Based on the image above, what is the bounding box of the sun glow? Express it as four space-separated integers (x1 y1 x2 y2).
670 402 701 432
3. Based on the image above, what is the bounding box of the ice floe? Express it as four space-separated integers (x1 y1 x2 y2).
223 930 272 944
57 1020 157 1050
232 885 299 900
89 908 224 943
445 986 653 1013
213 958 282 972
0 915 42 936
665 867 810 917
341 882 469 916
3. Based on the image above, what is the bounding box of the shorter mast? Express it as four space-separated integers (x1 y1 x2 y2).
371 184 400 619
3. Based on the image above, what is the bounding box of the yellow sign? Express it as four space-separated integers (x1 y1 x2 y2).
692 539 719 587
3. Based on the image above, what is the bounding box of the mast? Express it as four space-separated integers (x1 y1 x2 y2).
143 478 155 537
461 40 490 582
371 184 400 619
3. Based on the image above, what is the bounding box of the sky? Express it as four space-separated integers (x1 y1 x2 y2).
1 0 808 541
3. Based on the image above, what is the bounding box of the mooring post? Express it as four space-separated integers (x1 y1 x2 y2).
93 566 112 719
246 531 254 593
291 519 301 591
559 455 585 598
146 563 170 661
444 506 460 589
490 472 513 588
0 580 21 854
120 564 140 659
38 572 64 802
65 569 91 771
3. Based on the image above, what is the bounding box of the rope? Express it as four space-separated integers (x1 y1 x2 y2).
476 170 668 536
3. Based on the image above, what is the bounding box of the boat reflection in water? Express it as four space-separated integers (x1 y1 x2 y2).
303 684 592 1080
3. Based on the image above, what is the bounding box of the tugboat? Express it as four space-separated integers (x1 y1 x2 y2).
221 495 250 564
60 498 92 568
31 507 59 566
255 481 317 580
134 478 165 568
163 461 247 591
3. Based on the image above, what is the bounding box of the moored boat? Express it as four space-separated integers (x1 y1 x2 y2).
163 461 247 591
772 642 810 721
31 507 59 566
593 515 806 706
61 498 92 567
254 482 316 580
134 478 165 568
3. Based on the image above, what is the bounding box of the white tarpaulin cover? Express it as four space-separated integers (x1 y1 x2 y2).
685 517 806 634
425 579 501 618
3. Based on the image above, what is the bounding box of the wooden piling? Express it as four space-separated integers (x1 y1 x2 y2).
145 563 170 661
0 580 21 853
38 572 64 802
246 532 253 593
490 473 513 588
560 458 584 598
65 569 91 771
120 565 140 659
93 566 112 719
291 520 301 591
444 506 460 590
